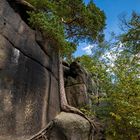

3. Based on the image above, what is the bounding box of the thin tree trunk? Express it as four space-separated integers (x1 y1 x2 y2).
58 57 68 107
58 54 96 140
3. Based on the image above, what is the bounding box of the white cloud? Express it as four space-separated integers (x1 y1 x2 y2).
101 41 124 67
82 45 94 55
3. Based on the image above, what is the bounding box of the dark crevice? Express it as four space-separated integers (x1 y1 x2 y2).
2 34 58 81
35 33 52 59
47 74 52 122
7 0 32 25
65 82 85 88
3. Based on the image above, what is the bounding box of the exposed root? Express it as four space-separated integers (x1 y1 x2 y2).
61 104 97 138
28 121 54 140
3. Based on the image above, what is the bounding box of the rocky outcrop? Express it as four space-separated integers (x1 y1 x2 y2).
0 1 104 140
63 61 92 108
30 112 92 140
53 112 91 140
0 0 60 139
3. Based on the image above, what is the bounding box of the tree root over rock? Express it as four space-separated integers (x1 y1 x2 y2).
28 58 97 140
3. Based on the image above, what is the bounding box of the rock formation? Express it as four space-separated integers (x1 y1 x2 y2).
64 61 90 108
0 0 60 139
0 0 104 140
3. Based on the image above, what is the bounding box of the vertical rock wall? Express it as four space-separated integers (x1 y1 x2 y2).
64 62 90 108
0 0 60 139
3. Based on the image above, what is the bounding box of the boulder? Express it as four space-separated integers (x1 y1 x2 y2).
29 112 92 140
50 112 91 140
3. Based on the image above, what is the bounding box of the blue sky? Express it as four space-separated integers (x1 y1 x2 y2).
74 0 140 56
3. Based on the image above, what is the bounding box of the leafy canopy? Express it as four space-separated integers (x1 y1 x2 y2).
120 12 140 54
78 12 140 138
26 0 106 56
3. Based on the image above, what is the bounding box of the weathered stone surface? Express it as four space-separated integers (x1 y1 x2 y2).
28 112 96 140
65 82 89 108
0 0 60 139
47 75 60 122
64 62 90 108
0 0 52 72
50 112 91 140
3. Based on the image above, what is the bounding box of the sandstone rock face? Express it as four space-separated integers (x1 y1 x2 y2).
50 112 91 140
29 112 93 140
0 0 60 139
64 61 92 108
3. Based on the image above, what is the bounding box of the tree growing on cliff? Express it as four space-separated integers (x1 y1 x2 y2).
22 0 106 136
26 0 106 57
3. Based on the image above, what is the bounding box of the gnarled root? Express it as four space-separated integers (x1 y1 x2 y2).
61 104 97 138
28 121 54 140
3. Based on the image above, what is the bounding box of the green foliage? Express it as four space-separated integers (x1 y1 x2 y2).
79 54 112 94
79 45 139 139
78 37 140 139
28 11 64 46
105 51 140 139
28 11 76 57
26 0 105 57
120 12 140 54
80 105 95 117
